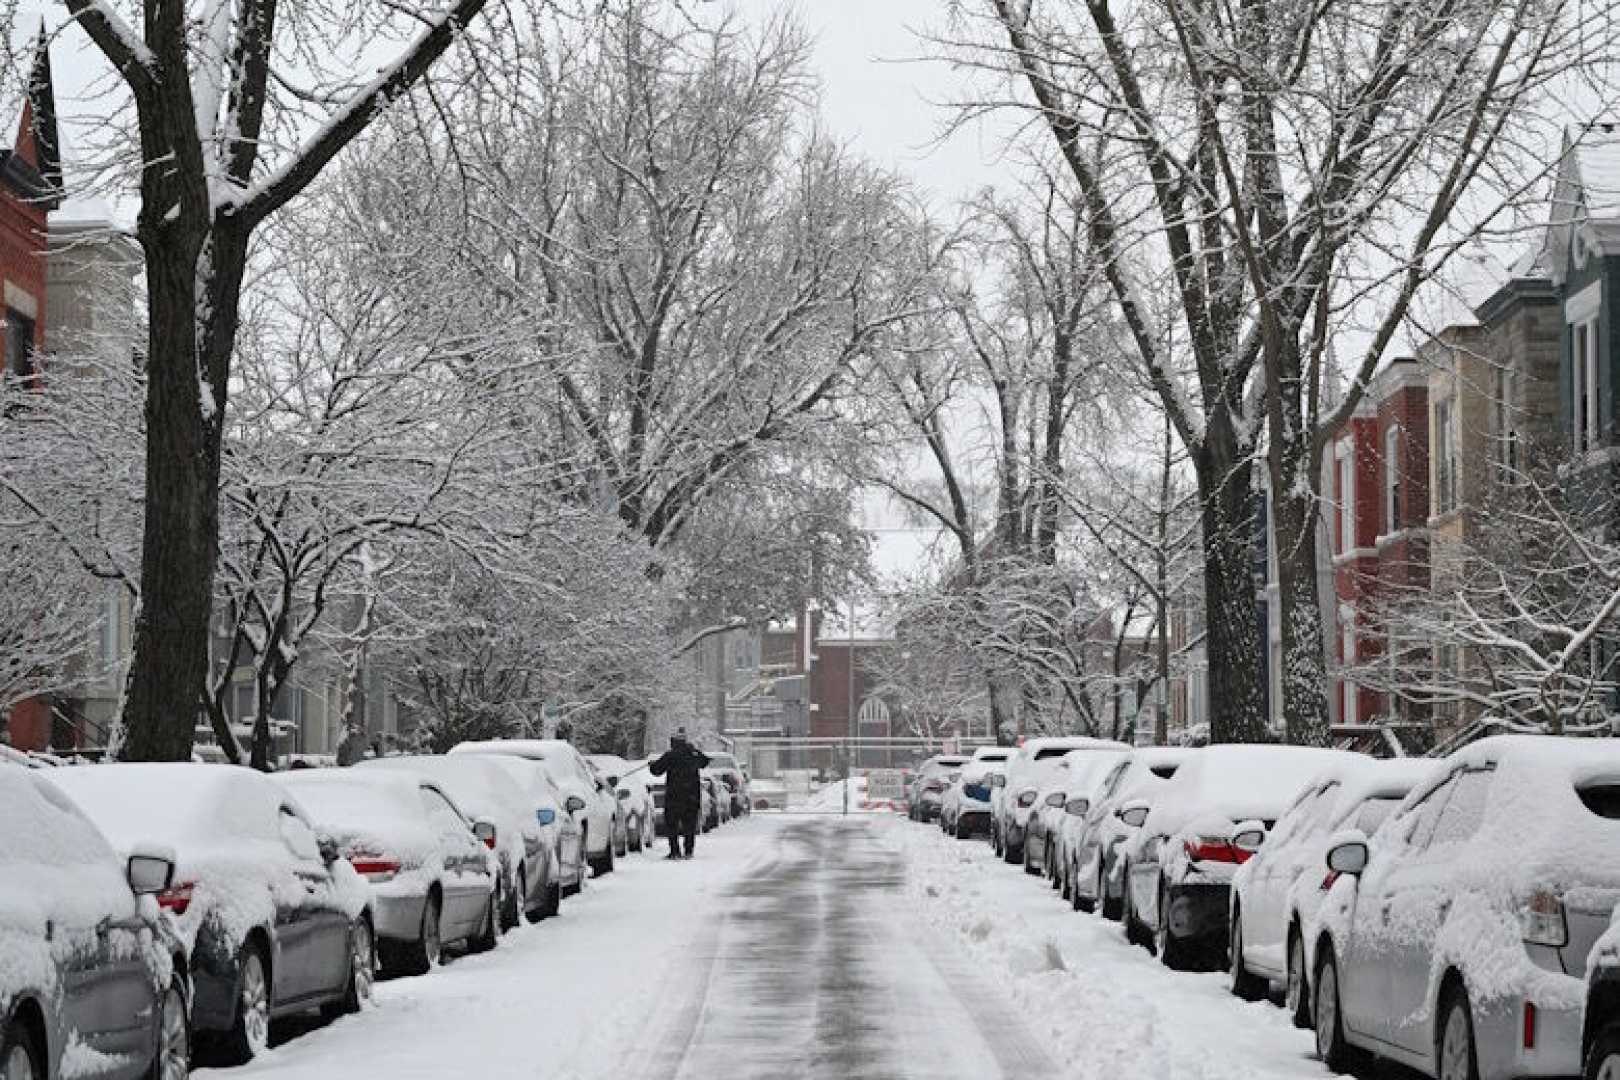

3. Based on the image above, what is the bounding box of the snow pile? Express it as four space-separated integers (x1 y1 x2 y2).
894 816 1319 1079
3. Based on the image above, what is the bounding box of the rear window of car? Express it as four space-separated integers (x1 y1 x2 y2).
1577 783 1620 820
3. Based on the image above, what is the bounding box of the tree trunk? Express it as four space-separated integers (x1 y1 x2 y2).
117 237 219 762
1270 459 1332 746
1194 428 1269 743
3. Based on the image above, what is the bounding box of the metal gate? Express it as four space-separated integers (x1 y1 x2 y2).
731 736 996 814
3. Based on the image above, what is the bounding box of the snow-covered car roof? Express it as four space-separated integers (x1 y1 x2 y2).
473 755 564 808
1142 744 1353 839
274 768 446 831
45 762 289 854
2 767 132 937
1296 756 1434 828
452 739 572 763
970 746 1018 763
357 756 530 828
1006 739 1129 794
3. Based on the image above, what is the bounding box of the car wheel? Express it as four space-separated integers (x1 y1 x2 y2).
1584 1021 1620 1080
1060 859 1073 902
222 943 271 1064
1228 910 1265 1000
590 833 616 877
541 879 562 917
468 889 499 954
325 918 375 1019
1072 862 1091 912
1314 946 1356 1073
1437 984 1480 1080
1023 839 1039 875
397 892 442 976
1049 845 1062 891
2 1016 42 1080
149 977 190 1080
1285 927 1310 1029
503 870 523 930
1101 862 1124 921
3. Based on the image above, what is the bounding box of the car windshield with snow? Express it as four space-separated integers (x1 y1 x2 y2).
45 763 372 1065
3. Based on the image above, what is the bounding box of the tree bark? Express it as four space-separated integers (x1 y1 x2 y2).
1269 433 1332 746
1194 427 1269 743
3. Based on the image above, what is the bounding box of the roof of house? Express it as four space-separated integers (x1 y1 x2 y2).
0 30 61 211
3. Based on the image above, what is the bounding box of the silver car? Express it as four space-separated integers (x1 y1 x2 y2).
1064 746 1193 918
1313 735 1620 1080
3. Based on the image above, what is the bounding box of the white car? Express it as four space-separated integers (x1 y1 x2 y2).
587 754 655 853
49 763 373 1063
1063 746 1194 917
452 739 619 876
993 737 1127 862
1122 743 1350 968
358 755 561 925
1228 756 1430 1018
274 770 498 977
471 755 585 899
941 758 1010 839
1311 736 1620 1080
1024 748 1130 880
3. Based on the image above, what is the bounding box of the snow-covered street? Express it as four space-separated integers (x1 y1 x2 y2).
195 814 1377 1080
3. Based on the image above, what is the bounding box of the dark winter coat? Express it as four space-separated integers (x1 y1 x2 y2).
649 742 710 814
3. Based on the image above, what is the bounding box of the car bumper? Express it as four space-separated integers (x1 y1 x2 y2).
1004 821 1025 847
1475 986 1582 1079
1166 880 1231 943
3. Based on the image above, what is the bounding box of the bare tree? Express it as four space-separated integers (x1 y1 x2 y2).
966 0 1603 743
50 0 501 759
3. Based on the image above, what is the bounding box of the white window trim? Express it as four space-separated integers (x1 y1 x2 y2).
1567 280 1602 324
1384 424 1400 532
1337 438 1356 555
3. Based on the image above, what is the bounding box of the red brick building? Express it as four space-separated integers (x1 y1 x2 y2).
1330 357 1430 729
1 37 65 753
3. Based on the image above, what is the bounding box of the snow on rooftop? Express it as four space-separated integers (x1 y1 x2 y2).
1406 244 1511 345
1572 122 1620 219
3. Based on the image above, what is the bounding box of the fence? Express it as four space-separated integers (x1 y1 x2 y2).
731 736 996 814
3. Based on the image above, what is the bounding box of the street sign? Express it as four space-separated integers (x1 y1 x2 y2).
865 768 905 801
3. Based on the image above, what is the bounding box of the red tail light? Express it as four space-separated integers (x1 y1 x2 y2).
1184 837 1251 864
157 882 194 915
482 835 497 850
1523 1001 1537 1049
346 852 401 882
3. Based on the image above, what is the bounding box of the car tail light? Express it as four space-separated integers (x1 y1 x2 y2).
1523 1001 1537 1049
345 843 401 883
1017 791 1037 809
157 881 195 915
1184 837 1251 864
1520 889 1567 947
481 834 496 850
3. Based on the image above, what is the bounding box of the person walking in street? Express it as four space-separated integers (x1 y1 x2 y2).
648 727 709 859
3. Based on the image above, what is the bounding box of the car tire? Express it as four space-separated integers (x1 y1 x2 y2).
1437 984 1480 1080
149 977 189 1080
1123 878 1148 949
2 1013 43 1080
1048 845 1062 891
541 879 563 917
397 892 443 976
468 890 499 954
1155 881 1182 968
325 919 374 1018
502 870 523 930
1584 1021 1620 1080
1285 927 1311 1029
1101 862 1124 922
1228 911 1265 1001
221 942 271 1064
1314 946 1357 1073
590 833 615 877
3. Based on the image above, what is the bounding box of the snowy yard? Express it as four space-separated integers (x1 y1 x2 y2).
185 813 1432 1080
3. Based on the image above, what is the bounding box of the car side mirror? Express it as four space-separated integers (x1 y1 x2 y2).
565 795 586 815
317 837 340 866
1045 792 1066 809
1065 797 1090 816
1326 839 1369 876
1118 804 1149 828
126 848 175 895
472 820 498 849
536 807 557 827
1232 826 1266 853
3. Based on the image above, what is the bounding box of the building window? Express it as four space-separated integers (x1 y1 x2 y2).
1491 364 1519 480
5 308 35 380
1434 397 1458 515
1384 425 1400 533
1574 317 1600 454
1338 442 1355 554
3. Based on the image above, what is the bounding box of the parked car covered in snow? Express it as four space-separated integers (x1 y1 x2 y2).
2 765 191 1080
1227 755 1430 1019
1582 909 1620 1080
273 770 497 977
909 755 970 822
593 756 655 852
48 763 372 1064
470 755 582 902
1024 747 1130 880
704 752 750 818
452 740 619 876
358 754 559 926
941 757 1010 839
1310 736 1620 1080
702 773 730 829
1122 743 1348 968
993 737 1127 862
1063 746 1194 918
